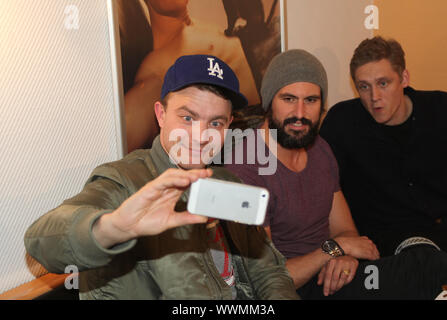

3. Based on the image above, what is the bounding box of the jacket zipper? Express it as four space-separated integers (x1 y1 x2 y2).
203 250 225 299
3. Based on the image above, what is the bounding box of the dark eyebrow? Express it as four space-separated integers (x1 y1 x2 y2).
356 80 370 86
210 115 230 122
278 93 321 100
376 77 392 83
357 77 392 85
176 106 199 118
278 92 298 99
305 95 321 100
176 106 230 122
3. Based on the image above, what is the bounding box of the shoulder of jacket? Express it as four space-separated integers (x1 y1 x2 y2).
328 97 361 116
409 87 447 101
87 150 154 186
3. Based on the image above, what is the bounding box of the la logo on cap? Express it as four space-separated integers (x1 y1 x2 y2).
207 57 224 80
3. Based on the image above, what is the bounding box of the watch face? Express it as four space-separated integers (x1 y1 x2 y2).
322 239 342 257
322 240 335 252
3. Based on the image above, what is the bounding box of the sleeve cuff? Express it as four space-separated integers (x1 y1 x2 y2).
69 210 137 268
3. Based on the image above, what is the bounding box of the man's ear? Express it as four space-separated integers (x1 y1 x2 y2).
154 101 166 128
228 115 234 127
401 69 410 88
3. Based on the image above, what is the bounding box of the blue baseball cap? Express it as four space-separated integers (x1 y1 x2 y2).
161 54 248 109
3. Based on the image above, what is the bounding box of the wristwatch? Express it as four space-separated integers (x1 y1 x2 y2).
321 239 345 257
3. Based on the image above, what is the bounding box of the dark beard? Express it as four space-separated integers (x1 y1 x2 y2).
268 114 320 149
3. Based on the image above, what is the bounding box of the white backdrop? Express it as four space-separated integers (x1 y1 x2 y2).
285 0 374 109
0 0 125 293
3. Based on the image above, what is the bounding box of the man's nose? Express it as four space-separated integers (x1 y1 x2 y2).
293 100 305 119
371 86 381 102
192 121 211 145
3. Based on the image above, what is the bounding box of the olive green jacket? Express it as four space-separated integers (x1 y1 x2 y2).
24 136 298 300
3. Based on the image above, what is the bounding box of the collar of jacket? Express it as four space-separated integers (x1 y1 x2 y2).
147 135 178 176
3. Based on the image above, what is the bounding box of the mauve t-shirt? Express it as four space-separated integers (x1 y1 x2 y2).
224 131 340 259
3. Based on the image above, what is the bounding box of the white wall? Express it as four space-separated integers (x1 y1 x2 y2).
285 0 373 108
0 0 124 293
374 0 447 91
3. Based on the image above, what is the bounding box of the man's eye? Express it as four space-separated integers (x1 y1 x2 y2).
379 81 388 88
283 97 296 103
210 121 223 128
183 116 193 122
358 84 369 91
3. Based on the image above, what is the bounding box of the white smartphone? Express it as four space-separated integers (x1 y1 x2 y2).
187 178 270 225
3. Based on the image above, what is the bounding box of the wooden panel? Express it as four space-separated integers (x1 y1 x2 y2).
0 274 69 300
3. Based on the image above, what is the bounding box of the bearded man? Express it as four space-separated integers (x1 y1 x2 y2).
225 49 447 299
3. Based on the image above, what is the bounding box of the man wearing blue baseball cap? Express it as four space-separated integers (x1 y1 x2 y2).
25 54 299 300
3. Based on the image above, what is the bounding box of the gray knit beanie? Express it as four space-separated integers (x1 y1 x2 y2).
260 49 328 111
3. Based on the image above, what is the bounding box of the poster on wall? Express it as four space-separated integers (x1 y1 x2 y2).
117 0 282 152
